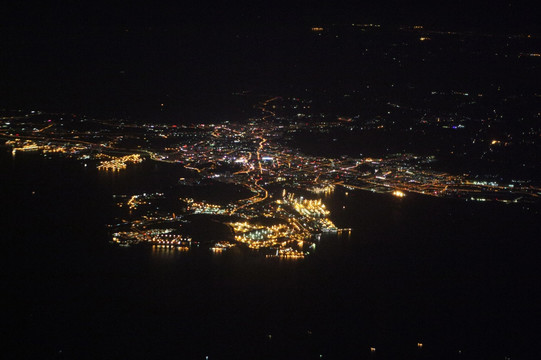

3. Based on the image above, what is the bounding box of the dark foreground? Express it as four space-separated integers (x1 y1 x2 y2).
4 151 541 359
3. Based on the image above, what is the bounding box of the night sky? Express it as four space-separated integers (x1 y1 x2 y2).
1 1 539 117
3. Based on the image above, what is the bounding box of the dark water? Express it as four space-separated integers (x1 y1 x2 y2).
4 150 540 359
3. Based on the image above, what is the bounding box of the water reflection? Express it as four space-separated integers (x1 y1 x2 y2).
150 244 190 258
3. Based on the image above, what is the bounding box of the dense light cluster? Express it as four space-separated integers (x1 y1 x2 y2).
97 154 143 171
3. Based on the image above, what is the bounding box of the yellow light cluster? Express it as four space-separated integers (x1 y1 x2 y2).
98 154 143 171
228 219 311 253
392 190 406 197
150 234 192 245
188 201 228 215
309 184 335 194
267 248 305 259
292 198 330 217
152 245 190 252
127 195 144 210
319 218 338 231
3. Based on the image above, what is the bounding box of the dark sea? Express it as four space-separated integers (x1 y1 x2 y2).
4 149 540 359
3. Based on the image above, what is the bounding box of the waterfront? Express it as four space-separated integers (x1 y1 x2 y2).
3 2 541 358
4 149 540 359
